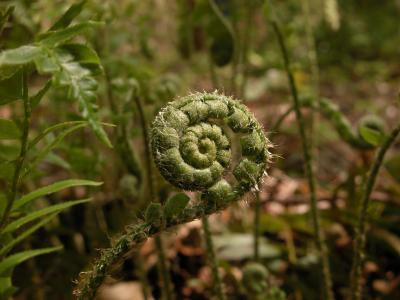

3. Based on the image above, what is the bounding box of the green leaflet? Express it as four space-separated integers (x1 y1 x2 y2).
0 246 61 298
47 47 111 147
0 11 109 146
13 179 102 211
49 0 87 31
0 246 62 276
2 198 91 234
164 193 190 220
0 214 57 256
37 21 103 47
0 45 43 67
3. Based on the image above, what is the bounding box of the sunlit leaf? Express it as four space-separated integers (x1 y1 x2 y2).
0 46 43 67
359 126 385 146
49 0 87 31
60 43 102 75
38 21 103 47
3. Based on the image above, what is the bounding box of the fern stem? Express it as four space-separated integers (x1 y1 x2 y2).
132 93 175 300
0 67 31 229
267 4 335 300
350 122 400 300
253 192 261 262
239 1 256 98
202 216 226 300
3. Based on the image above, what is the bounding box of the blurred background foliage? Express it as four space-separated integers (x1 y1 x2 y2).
0 0 399 299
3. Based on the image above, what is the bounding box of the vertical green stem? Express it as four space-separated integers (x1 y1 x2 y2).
154 234 174 300
267 4 335 300
350 122 400 300
0 67 31 229
239 1 255 98
301 0 321 153
132 94 174 300
202 216 226 300
253 192 261 262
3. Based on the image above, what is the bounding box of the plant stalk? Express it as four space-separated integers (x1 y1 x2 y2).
253 192 261 262
350 122 400 300
132 93 174 300
202 216 226 300
0 67 31 229
267 4 335 299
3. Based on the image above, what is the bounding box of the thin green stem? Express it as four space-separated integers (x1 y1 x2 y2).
239 1 256 99
0 67 31 229
132 93 174 300
154 234 174 300
350 122 400 300
208 0 238 94
267 4 335 300
253 192 261 262
202 216 226 300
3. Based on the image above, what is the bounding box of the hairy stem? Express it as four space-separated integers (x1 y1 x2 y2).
350 122 400 300
202 216 226 300
132 93 174 300
0 67 31 229
267 4 335 300
75 196 245 299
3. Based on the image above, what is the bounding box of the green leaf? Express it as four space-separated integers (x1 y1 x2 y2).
359 126 385 146
2 198 91 234
0 119 21 140
385 154 400 182
49 49 111 147
60 43 102 75
38 21 103 47
0 276 16 299
145 203 163 226
0 69 23 105
13 179 102 211
31 80 52 108
0 214 57 256
24 123 88 176
28 120 87 149
0 45 43 67
0 246 62 276
164 193 190 220
49 0 87 31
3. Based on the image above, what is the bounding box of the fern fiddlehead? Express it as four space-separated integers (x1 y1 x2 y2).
75 92 271 299
151 91 271 202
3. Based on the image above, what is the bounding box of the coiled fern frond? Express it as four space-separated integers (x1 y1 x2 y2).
75 92 271 299
151 91 272 203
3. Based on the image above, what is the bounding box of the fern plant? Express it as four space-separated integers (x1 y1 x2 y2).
75 91 272 299
0 2 107 297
